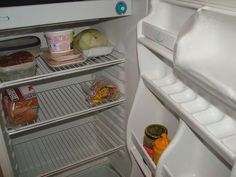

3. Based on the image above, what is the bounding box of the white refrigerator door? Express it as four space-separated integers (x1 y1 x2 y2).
127 0 234 177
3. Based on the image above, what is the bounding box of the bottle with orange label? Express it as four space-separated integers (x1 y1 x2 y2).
153 133 170 165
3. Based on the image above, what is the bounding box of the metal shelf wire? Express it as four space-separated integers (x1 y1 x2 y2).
6 80 125 136
12 119 125 177
0 50 125 91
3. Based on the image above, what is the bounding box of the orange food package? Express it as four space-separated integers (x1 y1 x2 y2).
2 85 39 126
153 133 170 165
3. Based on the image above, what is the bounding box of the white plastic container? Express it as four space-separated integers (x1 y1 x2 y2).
45 29 74 53
0 36 41 57
0 61 36 82
0 51 36 81
82 45 113 57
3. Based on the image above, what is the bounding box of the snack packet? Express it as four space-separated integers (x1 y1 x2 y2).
84 78 120 106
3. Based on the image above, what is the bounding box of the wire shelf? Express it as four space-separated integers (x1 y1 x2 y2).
13 120 125 177
6 80 125 136
0 50 125 91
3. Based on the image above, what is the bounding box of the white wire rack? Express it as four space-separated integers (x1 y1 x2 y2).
6 80 125 136
12 119 125 177
0 50 125 91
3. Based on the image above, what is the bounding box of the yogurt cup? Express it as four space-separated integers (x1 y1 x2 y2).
45 29 74 53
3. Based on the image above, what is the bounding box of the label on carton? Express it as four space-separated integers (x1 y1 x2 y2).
6 85 36 102
6 89 19 102
19 85 36 100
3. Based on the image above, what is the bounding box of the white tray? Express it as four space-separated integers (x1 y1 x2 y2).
82 46 113 57
40 50 87 68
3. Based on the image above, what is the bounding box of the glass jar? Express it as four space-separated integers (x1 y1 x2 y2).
143 124 168 148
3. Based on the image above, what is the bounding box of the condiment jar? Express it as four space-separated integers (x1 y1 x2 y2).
143 124 168 148
153 133 170 165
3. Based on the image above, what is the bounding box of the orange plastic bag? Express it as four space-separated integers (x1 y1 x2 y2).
153 133 170 165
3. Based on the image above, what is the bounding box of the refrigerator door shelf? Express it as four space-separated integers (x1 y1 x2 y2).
142 71 236 166
130 120 185 177
137 43 236 166
127 77 179 176
128 75 231 177
137 0 196 64
156 120 231 177
138 37 173 65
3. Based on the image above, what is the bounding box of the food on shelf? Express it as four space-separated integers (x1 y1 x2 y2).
73 29 108 50
84 78 120 106
45 29 74 53
0 51 34 67
0 36 41 57
2 85 39 127
73 29 113 57
40 49 86 68
44 29 85 62
0 51 36 81
49 49 81 61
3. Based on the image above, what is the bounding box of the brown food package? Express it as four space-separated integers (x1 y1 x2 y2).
0 51 34 67
2 85 39 126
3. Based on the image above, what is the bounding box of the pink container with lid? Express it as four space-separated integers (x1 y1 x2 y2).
45 29 73 53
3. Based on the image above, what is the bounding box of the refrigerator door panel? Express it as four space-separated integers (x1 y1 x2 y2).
129 0 236 174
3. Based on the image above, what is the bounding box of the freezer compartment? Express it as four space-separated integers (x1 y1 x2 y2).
9 105 126 177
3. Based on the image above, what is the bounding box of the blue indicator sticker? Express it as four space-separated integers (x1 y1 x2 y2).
0 16 10 21
116 1 127 15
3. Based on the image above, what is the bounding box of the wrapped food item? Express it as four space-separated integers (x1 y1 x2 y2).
85 78 120 106
2 85 39 127
73 29 108 50
73 29 113 57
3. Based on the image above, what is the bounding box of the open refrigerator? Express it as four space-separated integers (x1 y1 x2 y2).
0 0 236 177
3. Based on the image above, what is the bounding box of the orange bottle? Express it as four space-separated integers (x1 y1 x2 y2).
153 133 170 165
